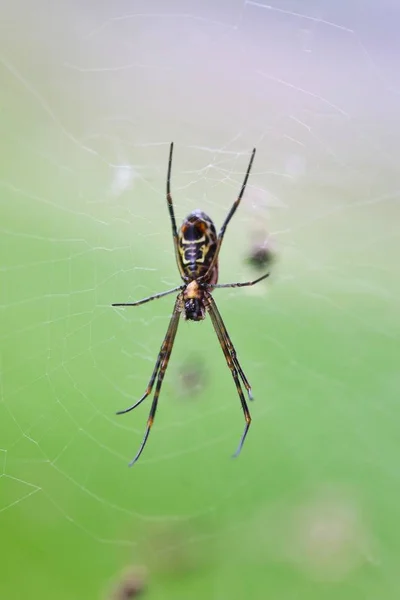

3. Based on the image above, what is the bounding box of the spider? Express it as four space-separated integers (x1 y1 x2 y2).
112 143 269 465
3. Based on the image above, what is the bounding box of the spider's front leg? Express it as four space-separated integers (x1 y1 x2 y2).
206 294 253 457
116 296 182 466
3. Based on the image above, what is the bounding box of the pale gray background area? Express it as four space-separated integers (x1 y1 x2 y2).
2 0 398 264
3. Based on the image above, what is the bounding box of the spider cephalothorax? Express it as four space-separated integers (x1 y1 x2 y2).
112 143 269 465
182 280 206 321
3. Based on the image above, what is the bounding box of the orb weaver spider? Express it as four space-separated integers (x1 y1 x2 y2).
113 143 269 465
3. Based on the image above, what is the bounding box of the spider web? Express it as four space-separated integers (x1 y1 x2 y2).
1 1 399 598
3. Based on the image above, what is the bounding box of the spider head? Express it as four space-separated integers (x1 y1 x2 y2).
184 297 206 321
183 280 206 321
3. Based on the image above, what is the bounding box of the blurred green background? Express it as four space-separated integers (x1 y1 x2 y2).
1 2 399 599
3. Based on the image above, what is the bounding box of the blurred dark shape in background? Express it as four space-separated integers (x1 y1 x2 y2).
245 231 277 273
176 356 208 399
108 566 147 599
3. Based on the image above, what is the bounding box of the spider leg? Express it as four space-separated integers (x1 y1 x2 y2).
125 297 181 466
166 142 178 239
206 294 253 457
166 142 186 279
116 296 181 414
112 285 183 307
217 148 256 242
202 148 256 282
207 294 254 401
210 272 269 290
116 351 162 415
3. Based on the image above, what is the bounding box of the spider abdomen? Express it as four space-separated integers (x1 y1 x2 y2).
178 210 218 282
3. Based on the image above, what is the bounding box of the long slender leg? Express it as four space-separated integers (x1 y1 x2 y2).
128 356 167 466
166 142 178 240
207 294 253 401
202 148 256 281
112 285 182 307
126 298 181 466
211 272 269 290
116 297 181 414
206 294 252 458
217 148 256 241
116 352 162 415
166 142 186 279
